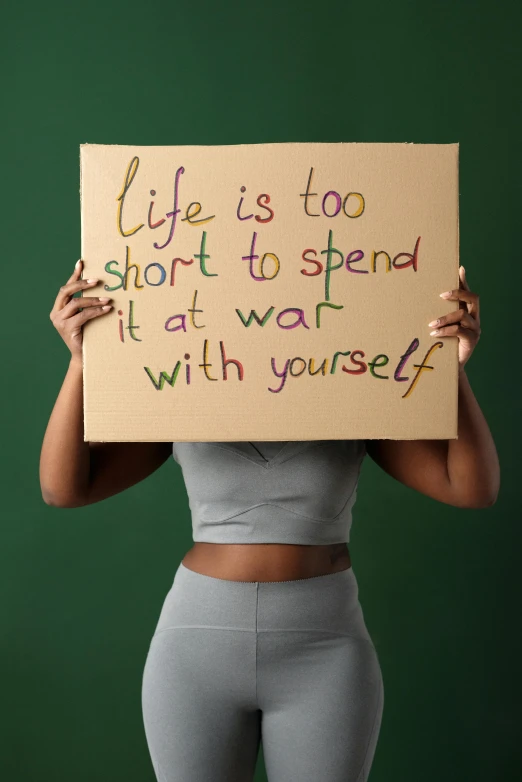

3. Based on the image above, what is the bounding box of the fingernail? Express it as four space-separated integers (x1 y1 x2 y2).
430 330 440 335
440 291 452 298
99 297 111 302
102 304 112 310
428 319 439 327
75 259 82 268
86 278 99 283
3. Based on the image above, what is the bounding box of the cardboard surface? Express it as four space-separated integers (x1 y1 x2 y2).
80 142 459 442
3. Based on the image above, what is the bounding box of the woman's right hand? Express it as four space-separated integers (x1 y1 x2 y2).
50 259 113 365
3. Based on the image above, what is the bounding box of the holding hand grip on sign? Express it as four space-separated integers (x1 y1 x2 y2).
428 265 481 372
40 257 171 509
49 259 113 366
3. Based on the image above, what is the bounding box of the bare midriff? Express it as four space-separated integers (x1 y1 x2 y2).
181 542 352 582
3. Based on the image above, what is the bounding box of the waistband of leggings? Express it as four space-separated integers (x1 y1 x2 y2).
177 561 357 588
151 561 370 638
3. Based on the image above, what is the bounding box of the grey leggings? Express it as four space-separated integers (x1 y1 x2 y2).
141 562 384 782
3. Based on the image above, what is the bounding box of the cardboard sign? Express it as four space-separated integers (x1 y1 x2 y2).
80 142 459 442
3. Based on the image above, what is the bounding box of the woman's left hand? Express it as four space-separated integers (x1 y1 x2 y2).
428 265 481 372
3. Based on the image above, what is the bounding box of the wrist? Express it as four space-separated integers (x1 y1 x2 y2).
68 355 83 373
458 364 470 391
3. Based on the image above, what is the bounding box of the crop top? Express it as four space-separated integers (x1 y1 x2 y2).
171 439 367 545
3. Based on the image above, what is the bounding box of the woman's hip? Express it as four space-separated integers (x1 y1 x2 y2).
141 562 384 780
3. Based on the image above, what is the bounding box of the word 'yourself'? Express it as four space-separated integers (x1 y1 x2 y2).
142 337 443 398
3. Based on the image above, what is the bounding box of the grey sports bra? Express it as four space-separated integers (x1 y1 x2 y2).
171 439 367 545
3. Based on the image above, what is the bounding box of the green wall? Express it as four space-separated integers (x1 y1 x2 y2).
2 0 520 779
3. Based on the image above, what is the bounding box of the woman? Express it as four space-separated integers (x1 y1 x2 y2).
40 259 499 782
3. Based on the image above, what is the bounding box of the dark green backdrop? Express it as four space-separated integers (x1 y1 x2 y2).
2 1 520 780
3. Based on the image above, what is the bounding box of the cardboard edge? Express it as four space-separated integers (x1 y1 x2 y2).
73 140 462 151
79 144 88 442
454 142 460 439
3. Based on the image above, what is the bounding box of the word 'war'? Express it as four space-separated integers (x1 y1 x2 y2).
143 337 444 398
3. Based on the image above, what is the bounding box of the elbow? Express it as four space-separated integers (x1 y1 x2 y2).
41 487 86 509
481 489 499 508
449 468 500 509
475 476 501 508
457 487 499 509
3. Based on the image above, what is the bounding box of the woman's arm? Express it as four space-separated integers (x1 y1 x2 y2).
40 358 172 508
40 259 172 508
365 367 500 508
365 265 499 509
40 356 91 507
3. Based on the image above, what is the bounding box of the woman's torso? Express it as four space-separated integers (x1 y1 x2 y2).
177 438 363 582
181 541 352 582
